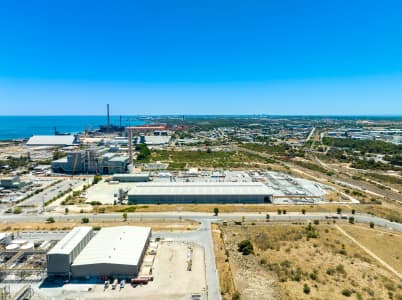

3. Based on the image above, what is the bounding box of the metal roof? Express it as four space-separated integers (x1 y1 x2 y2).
129 182 272 196
48 227 93 255
26 135 76 146
72 226 151 267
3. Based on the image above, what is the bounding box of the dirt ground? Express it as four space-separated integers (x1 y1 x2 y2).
218 222 402 300
340 224 402 274
0 219 199 232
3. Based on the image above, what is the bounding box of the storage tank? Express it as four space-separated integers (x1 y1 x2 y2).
6 244 20 250
20 242 34 250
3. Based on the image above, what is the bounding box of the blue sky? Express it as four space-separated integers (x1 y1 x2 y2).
0 0 402 115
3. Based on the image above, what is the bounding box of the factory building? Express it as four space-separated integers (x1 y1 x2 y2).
26 135 79 146
47 227 93 276
112 173 150 182
51 147 129 174
128 182 273 204
0 176 29 189
71 226 151 278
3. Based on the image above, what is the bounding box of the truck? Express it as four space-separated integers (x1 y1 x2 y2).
111 279 118 290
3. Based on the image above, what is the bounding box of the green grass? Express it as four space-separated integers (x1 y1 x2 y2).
147 150 272 169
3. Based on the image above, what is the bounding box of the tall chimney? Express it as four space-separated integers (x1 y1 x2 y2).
107 104 110 132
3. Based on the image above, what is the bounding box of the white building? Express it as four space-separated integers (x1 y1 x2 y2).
47 227 93 276
26 135 78 146
71 226 151 278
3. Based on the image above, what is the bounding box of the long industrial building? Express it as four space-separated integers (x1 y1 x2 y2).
26 135 79 146
128 182 273 204
47 226 93 276
46 226 151 279
71 226 151 278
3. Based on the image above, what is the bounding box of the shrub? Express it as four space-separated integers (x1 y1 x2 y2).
81 217 89 224
369 222 374 228
64 207 69 214
232 291 241 300
348 217 355 224
238 240 253 255
303 284 311 294
46 217 55 223
283 209 287 215
326 267 335 275
92 175 102 184
337 207 342 214
302 209 306 215
277 209 282 215
313 220 319 225
13 207 22 214
213 207 219 216
342 289 352 297
351 209 355 215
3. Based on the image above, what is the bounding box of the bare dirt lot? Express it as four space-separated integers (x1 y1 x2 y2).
216 221 402 300
0 219 199 232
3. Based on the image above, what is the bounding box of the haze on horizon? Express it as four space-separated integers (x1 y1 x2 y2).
1 0 402 116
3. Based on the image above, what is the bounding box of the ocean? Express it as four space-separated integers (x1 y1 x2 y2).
0 116 144 140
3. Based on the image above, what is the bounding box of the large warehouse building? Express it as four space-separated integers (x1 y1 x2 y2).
47 226 151 279
47 226 93 276
128 182 273 204
71 226 151 278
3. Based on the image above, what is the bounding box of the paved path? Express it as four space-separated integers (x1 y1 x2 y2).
335 224 402 280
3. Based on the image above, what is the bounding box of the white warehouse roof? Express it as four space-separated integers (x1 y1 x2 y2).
129 182 272 196
26 135 77 146
48 226 93 255
72 226 151 267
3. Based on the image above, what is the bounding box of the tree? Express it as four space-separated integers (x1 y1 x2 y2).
46 217 55 224
266 214 270 221
348 217 355 224
213 207 219 216
64 207 69 215
92 175 102 185
123 212 128 221
277 209 282 215
302 209 306 215
238 240 253 255
283 209 287 215
351 209 355 215
81 217 89 224
337 207 342 214
369 222 375 228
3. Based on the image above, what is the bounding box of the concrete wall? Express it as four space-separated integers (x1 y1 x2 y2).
71 263 138 278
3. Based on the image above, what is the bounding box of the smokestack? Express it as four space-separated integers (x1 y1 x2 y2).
107 104 110 132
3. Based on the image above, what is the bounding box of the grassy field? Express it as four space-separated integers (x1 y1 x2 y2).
146 149 274 169
218 222 402 300
340 224 402 274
